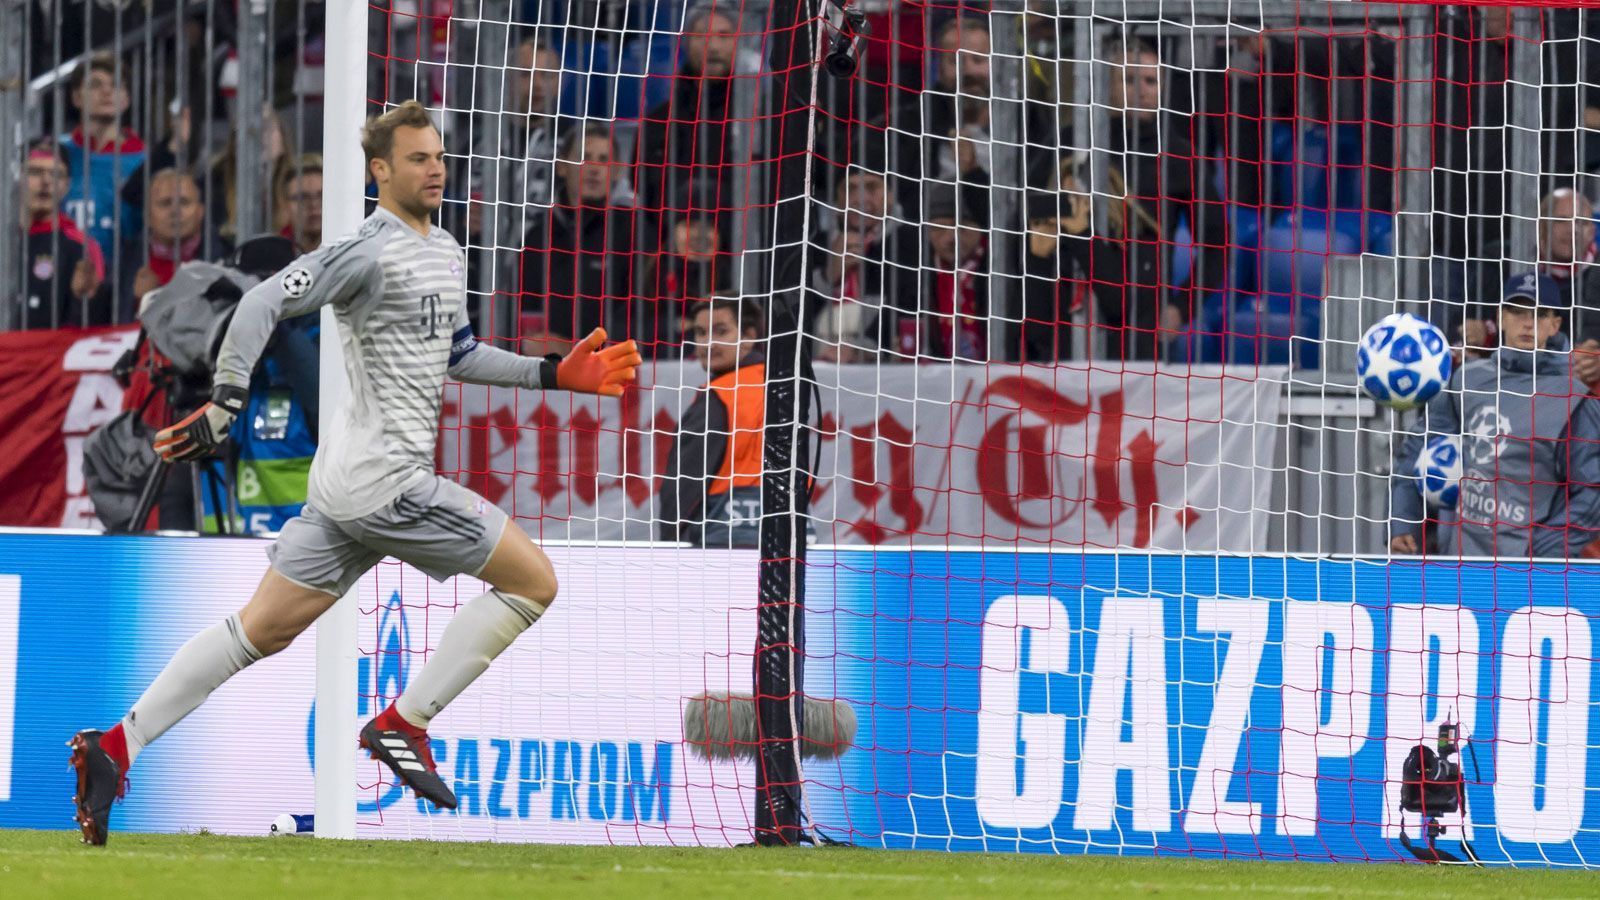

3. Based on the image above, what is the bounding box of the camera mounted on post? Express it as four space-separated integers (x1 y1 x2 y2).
823 4 868 79
1397 719 1479 864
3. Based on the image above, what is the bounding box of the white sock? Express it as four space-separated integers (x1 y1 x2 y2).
395 590 546 730
121 614 262 766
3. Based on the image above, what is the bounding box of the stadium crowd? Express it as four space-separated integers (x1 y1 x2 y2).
13 0 1600 373
8 0 1600 554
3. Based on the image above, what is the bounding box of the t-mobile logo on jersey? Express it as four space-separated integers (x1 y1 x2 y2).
419 293 442 339
0 575 18 804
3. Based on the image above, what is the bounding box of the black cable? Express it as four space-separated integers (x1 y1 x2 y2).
1459 738 1484 865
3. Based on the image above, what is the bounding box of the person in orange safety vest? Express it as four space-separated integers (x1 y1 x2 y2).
659 295 767 546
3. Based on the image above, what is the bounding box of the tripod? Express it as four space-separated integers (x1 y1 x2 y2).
117 338 239 536
126 449 236 536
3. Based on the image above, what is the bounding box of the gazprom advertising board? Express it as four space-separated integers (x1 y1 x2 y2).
804 551 1600 866
2 532 1599 866
0 532 757 846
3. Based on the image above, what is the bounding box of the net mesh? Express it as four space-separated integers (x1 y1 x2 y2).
349 0 1600 863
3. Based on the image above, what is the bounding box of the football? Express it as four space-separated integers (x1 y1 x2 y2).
1356 313 1453 410
1413 434 1463 509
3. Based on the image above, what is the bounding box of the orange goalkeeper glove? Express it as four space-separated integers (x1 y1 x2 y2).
555 328 642 397
153 384 248 462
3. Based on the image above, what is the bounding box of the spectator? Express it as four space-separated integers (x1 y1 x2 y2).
519 125 641 345
1022 153 1135 361
472 38 571 298
1017 189 1092 362
120 103 201 224
1391 273 1600 558
891 184 990 361
1024 0 1071 107
809 223 887 364
18 139 109 329
807 169 915 363
478 37 564 236
517 312 568 359
659 295 767 547
1539 188 1600 339
1096 37 1227 360
207 107 291 245
635 5 751 223
60 53 147 257
871 16 1053 220
817 165 895 234
878 16 996 221
120 169 225 318
1458 188 1600 356
648 214 730 346
277 154 324 253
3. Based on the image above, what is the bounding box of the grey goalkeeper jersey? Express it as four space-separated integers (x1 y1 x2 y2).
214 206 554 520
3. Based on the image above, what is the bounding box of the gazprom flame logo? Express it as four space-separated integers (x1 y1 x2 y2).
360 591 411 812
367 590 411 717
305 590 412 812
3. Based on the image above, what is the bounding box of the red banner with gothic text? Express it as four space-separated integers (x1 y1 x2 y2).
439 362 1286 551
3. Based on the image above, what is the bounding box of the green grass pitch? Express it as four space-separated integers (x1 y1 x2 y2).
2 830 1598 898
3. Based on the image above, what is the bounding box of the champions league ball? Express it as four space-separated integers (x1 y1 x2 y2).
269 813 312 836
1356 314 1452 410
1413 434 1463 509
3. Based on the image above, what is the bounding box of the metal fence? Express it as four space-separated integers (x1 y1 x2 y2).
0 0 326 331
3 0 1599 556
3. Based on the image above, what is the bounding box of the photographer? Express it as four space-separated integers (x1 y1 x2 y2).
94 237 318 534
225 236 320 533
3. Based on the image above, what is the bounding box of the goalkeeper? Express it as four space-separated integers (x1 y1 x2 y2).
1390 273 1600 558
67 101 641 845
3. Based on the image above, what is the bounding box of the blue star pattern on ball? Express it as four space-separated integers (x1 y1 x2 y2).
1356 313 1452 410
1413 433 1463 509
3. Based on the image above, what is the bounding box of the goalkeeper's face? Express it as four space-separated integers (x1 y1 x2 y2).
379 124 449 218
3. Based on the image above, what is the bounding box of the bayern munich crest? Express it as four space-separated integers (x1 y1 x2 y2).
281 267 314 298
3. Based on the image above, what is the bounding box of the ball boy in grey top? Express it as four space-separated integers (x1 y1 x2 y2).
1391 272 1600 558
70 102 643 845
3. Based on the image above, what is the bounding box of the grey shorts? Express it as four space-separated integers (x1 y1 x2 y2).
267 475 510 596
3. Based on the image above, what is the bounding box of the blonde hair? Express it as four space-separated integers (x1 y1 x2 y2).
360 100 438 169
277 153 324 194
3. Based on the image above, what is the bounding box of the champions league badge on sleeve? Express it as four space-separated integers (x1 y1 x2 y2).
281 267 315 298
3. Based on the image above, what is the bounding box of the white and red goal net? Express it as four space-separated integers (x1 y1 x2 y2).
344 0 1600 864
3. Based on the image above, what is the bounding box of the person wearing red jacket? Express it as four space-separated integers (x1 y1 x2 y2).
19 139 108 329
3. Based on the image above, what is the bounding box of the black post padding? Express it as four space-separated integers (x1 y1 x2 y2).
755 0 819 847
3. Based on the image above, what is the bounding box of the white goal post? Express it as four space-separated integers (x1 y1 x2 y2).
312 0 367 841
